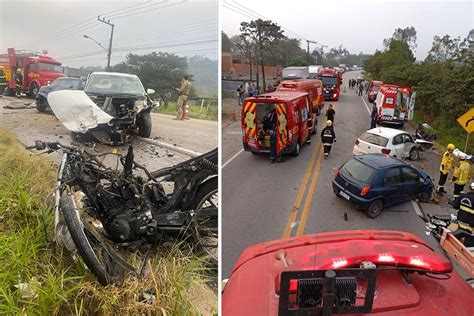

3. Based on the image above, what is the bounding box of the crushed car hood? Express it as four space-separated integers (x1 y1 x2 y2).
48 90 114 133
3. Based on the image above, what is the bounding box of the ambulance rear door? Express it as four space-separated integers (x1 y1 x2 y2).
242 100 259 151
275 102 289 156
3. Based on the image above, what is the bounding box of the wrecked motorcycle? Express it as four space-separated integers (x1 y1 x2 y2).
27 140 217 286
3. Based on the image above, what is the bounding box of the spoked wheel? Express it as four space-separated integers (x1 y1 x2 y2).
190 178 218 268
60 195 138 286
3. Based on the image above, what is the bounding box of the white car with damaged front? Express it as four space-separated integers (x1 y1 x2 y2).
353 127 426 161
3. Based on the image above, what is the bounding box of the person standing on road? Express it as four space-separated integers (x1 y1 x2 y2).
321 120 336 159
247 82 254 98
452 182 474 238
326 103 335 125
0 66 6 95
370 103 377 129
436 143 455 195
237 85 244 106
15 68 23 98
450 154 471 201
358 82 364 96
263 107 282 163
174 75 192 120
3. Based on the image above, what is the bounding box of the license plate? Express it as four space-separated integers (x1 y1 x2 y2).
340 190 350 200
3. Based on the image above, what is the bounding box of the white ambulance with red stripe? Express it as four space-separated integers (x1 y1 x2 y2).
375 84 415 128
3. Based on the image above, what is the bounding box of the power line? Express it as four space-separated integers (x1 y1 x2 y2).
102 0 168 19
106 0 187 21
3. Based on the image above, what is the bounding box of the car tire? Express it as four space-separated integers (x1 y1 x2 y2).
365 199 383 218
409 148 420 161
28 82 39 98
36 96 48 113
3 87 14 96
419 189 432 203
292 141 301 156
137 111 152 138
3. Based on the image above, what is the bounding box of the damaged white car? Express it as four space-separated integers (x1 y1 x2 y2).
48 72 158 145
353 127 433 160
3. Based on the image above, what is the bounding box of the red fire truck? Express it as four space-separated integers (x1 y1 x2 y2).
0 48 64 97
318 68 341 101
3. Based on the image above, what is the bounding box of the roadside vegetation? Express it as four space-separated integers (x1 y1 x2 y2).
364 27 474 152
155 98 218 121
0 127 217 315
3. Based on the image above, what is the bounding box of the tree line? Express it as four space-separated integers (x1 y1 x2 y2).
364 27 473 151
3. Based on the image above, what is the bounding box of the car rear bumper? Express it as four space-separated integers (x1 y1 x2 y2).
332 180 372 209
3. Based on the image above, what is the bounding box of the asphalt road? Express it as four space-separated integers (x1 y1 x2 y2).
222 71 446 278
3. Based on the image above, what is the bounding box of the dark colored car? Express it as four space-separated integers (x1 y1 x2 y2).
36 77 85 112
332 154 433 218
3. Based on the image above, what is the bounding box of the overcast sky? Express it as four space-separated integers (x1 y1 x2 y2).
222 0 473 60
0 0 217 68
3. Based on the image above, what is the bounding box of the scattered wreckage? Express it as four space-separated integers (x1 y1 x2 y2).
27 140 217 286
47 72 158 146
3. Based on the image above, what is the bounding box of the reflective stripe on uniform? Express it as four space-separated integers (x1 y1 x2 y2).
460 205 474 214
323 134 333 137
458 220 472 231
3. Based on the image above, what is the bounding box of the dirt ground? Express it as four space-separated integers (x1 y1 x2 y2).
0 96 217 171
222 97 240 128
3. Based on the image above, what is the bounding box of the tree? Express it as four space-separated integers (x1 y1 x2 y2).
222 32 235 53
384 27 417 54
426 34 468 63
240 19 284 91
232 33 256 80
265 38 307 67
111 52 196 99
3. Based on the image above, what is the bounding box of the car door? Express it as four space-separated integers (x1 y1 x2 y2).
391 134 405 158
382 167 405 205
401 133 416 158
401 166 422 200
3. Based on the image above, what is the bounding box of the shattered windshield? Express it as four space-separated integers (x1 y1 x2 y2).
85 74 145 95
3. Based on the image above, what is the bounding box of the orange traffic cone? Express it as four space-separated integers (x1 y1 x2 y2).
232 110 237 121
183 104 190 120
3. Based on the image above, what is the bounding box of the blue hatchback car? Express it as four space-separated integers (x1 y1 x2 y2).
332 154 433 218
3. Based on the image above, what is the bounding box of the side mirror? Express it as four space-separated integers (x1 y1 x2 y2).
419 177 425 183
147 88 155 95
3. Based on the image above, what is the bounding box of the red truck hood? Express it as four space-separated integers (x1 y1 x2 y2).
223 230 473 315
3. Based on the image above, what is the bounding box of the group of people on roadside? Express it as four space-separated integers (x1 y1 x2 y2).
236 81 259 106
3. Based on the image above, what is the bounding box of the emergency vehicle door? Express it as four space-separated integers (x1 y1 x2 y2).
408 92 416 121
275 103 288 156
242 101 259 150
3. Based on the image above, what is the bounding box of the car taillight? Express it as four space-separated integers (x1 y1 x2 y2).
355 139 359 145
360 185 371 196
381 148 391 154
334 168 340 179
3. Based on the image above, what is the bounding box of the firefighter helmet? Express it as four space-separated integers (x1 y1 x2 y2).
447 144 455 150
326 120 332 126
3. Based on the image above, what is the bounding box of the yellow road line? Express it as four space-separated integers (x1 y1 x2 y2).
282 139 321 238
294 102 338 237
295 148 324 236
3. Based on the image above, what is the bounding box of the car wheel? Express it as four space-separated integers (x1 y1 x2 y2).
419 189 432 203
409 148 420 161
366 199 383 218
292 141 301 156
28 82 39 98
36 96 48 113
137 111 152 138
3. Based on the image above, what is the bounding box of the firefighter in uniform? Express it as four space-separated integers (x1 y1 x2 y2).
0 66 6 95
452 182 474 247
451 153 471 201
175 75 192 120
15 68 23 98
436 143 455 196
321 120 336 159
263 107 282 163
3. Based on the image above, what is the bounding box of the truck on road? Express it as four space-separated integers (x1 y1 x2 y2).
318 68 342 101
0 48 64 97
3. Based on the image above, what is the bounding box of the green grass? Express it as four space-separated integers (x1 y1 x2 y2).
155 100 218 121
0 127 217 315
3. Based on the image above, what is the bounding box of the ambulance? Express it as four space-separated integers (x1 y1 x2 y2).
276 79 324 135
241 91 312 157
375 84 415 127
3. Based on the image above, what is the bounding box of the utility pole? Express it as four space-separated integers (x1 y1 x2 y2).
97 15 115 70
306 40 318 65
